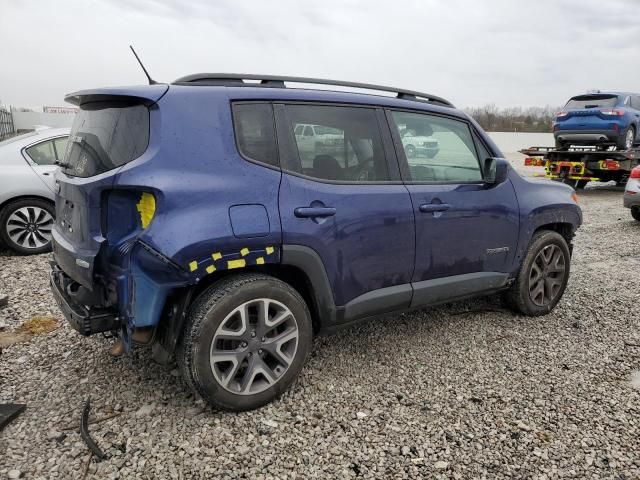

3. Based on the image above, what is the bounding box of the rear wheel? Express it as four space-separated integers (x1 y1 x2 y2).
617 125 635 151
555 138 568 151
177 273 312 411
631 207 640 222
505 230 571 316
0 198 55 255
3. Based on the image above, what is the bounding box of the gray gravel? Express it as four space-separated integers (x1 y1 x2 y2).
1 160 640 479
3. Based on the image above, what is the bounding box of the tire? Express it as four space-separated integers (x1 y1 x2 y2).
177 273 313 411
554 138 567 151
405 144 416 158
617 125 635 151
504 230 571 316
0 198 55 255
574 180 588 190
631 207 640 222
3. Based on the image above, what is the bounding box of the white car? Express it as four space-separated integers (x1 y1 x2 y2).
623 165 640 221
400 129 440 159
0 127 69 254
294 124 344 166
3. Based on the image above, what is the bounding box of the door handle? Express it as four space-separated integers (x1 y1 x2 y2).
294 207 337 218
419 203 450 213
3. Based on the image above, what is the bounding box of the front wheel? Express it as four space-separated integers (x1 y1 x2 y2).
505 230 571 316
177 273 312 411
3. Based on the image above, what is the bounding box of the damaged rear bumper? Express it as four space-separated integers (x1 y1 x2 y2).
50 264 121 336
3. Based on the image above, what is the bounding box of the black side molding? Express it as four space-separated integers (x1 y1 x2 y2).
281 245 337 325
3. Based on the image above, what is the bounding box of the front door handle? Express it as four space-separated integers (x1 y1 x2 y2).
419 203 450 213
294 207 337 218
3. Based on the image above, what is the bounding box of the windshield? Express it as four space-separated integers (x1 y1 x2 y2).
565 95 618 109
62 101 149 177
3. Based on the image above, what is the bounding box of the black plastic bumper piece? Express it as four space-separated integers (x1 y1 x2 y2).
50 265 121 336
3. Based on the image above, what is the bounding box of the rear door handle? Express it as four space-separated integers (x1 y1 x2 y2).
419 203 450 213
294 207 337 218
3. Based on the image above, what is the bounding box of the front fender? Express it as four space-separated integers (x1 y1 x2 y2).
509 171 582 273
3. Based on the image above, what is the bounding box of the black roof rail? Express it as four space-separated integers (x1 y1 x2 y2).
172 73 454 108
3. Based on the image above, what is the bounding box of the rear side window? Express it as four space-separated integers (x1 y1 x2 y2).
232 103 279 167
390 111 482 183
62 101 149 177
25 140 57 165
631 96 640 110
565 95 618 109
283 105 390 182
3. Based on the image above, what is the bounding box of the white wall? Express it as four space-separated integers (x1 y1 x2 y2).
487 132 554 154
12 111 75 130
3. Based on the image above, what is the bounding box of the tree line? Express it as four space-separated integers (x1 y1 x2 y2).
464 104 560 133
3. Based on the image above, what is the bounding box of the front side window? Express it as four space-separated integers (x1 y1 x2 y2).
390 111 482 182
232 103 278 167
285 105 389 182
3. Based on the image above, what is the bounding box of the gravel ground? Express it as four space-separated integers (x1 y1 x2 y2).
1 158 640 479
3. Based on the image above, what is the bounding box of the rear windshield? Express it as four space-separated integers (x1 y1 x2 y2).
62 101 149 177
565 94 618 109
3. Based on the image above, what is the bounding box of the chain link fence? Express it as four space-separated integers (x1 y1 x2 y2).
0 106 15 141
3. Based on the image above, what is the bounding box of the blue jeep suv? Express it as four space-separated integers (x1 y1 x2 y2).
554 92 640 150
50 74 582 410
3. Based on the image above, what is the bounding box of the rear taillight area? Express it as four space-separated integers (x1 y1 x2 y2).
630 166 640 179
103 190 156 244
600 109 625 116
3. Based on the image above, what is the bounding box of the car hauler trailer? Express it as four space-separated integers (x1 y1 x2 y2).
520 146 640 189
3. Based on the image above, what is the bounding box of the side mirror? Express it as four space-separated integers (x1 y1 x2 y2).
483 157 509 185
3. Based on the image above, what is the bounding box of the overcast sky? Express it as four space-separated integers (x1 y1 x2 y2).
1 0 639 109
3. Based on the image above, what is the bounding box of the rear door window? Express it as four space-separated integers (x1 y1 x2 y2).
282 104 390 182
62 101 149 177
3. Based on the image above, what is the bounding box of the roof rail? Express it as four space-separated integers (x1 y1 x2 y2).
172 73 454 108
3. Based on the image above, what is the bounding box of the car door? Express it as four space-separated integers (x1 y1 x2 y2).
23 136 67 191
276 103 415 322
387 109 519 307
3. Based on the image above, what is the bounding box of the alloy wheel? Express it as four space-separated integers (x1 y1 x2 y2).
210 298 299 395
528 244 566 307
625 128 635 150
5 206 54 250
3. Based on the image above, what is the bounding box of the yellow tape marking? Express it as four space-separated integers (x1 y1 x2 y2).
240 247 250 257
227 259 246 269
265 246 274 255
212 252 222 261
256 257 265 265
206 265 216 274
136 192 156 229
189 261 198 272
